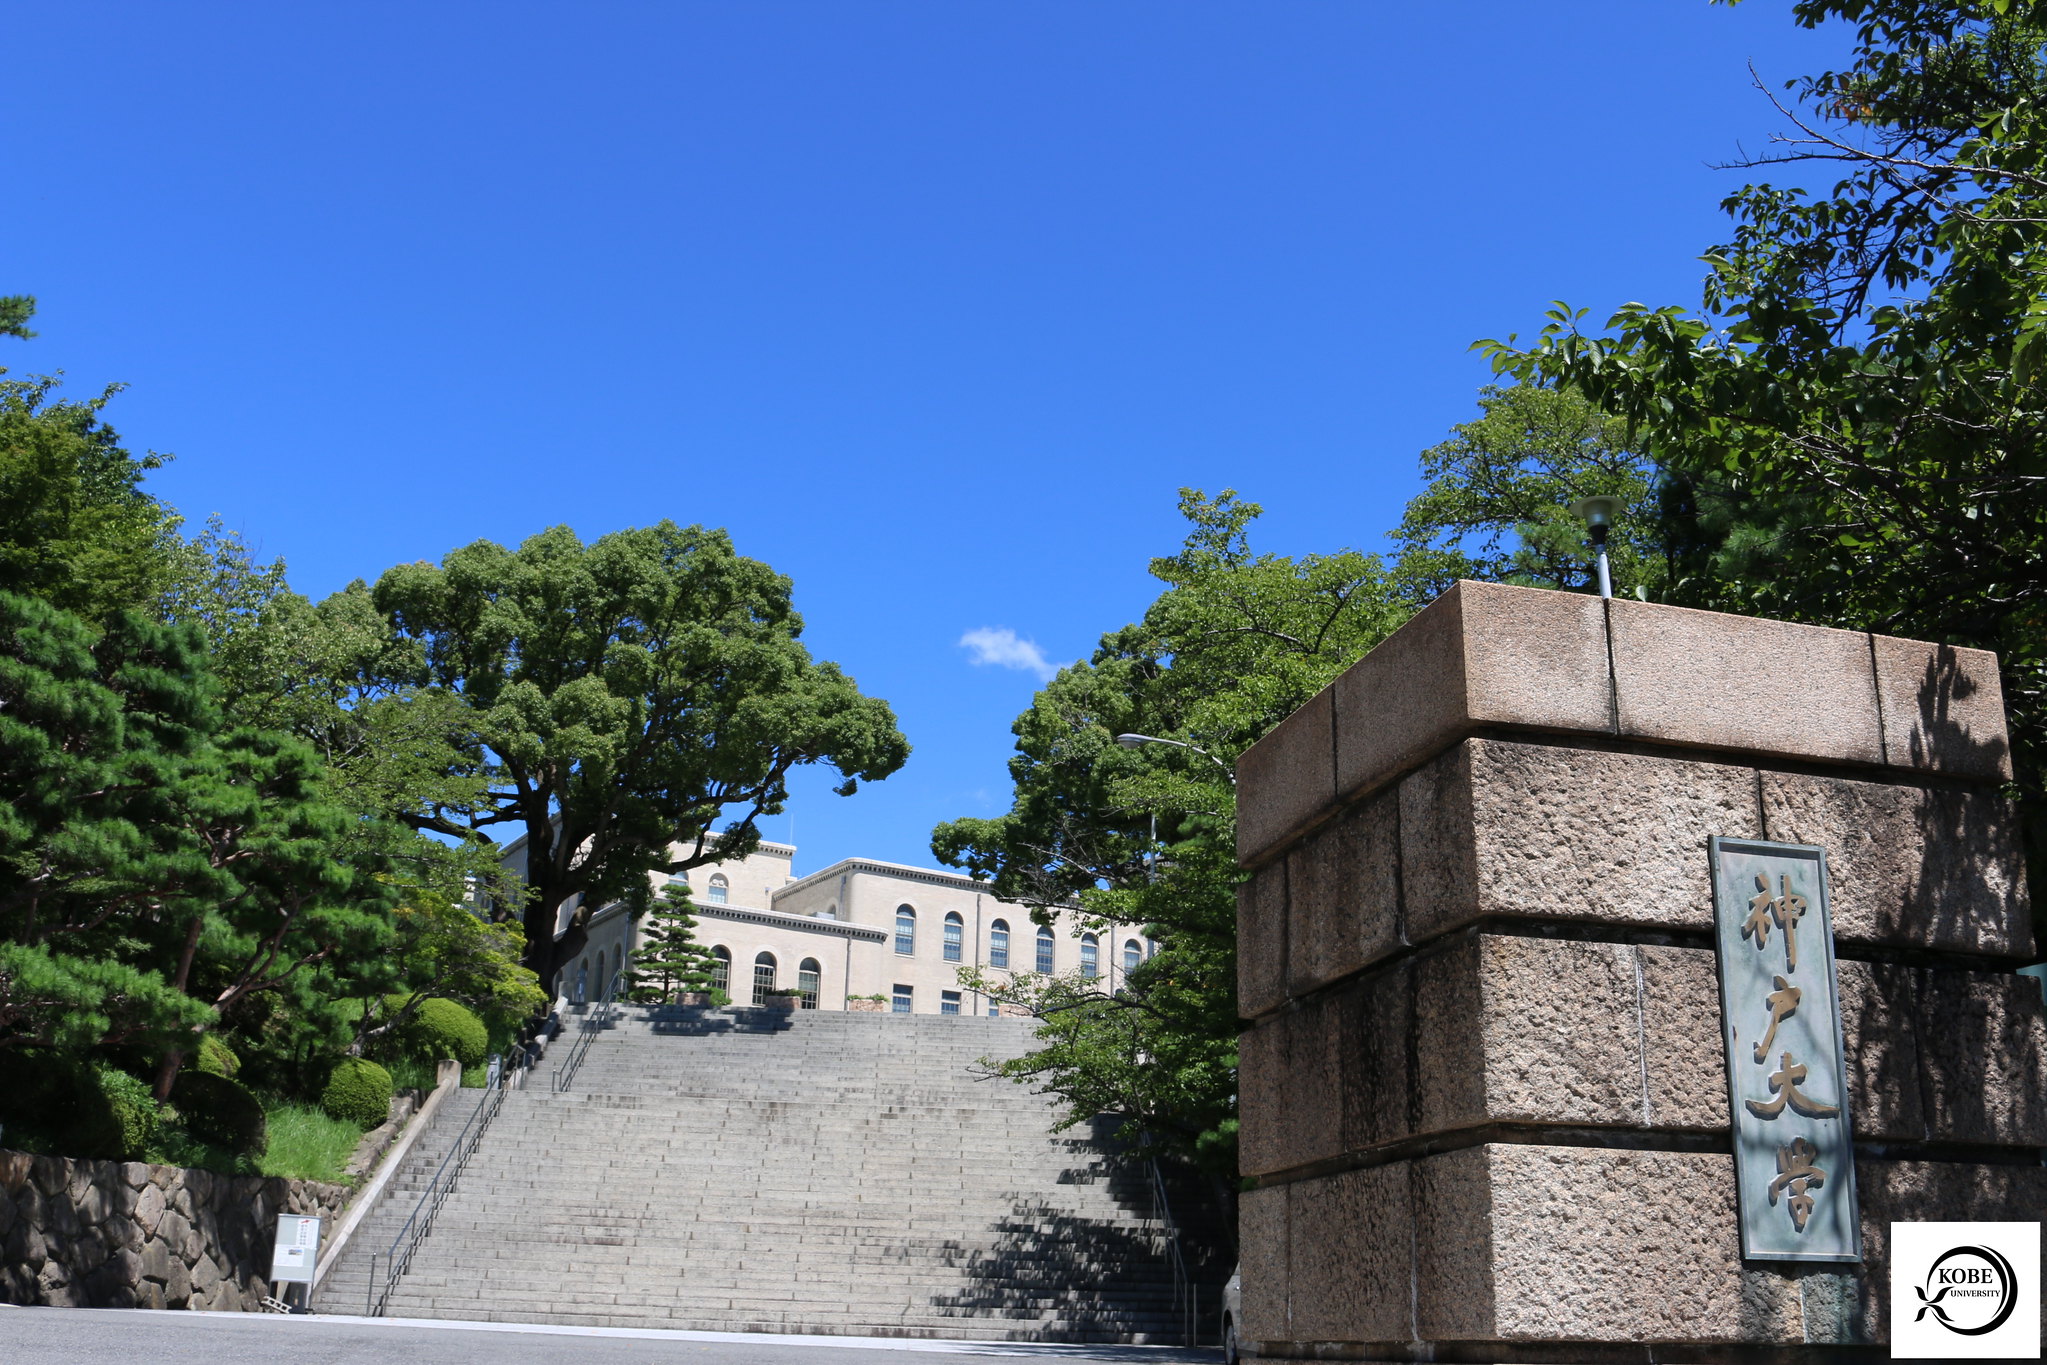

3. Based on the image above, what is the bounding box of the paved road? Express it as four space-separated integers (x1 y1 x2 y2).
0 1307 1221 1365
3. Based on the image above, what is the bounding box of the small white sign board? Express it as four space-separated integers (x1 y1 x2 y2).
270 1214 322 1285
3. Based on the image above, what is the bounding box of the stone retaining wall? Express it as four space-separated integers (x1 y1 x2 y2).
0 1148 349 1310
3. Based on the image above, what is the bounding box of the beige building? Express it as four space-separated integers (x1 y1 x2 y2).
501 835 1151 1016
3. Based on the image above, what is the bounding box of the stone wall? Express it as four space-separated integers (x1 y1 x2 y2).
1235 581 2044 1361
0 1147 348 1310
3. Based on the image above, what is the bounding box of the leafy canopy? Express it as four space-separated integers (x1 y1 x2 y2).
935 490 1410 1176
367 521 910 987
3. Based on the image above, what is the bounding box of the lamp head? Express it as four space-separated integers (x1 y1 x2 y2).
1569 495 1623 530
1114 733 1149 749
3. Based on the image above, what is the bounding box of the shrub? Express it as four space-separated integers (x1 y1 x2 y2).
320 1057 393 1130
400 997 489 1068
172 1070 268 1156
87 1065 160 1160
194 1035 241 1079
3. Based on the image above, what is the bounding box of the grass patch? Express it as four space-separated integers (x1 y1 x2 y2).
257 1100 363 1183
383 1055 439 1094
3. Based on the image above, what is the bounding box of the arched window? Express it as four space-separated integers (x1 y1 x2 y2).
1124 939 1143 974
752 951 777 1007
989 919 1010 970
1080 933 1099 979
797 958 821 1009
576 958 589 1004
943 911 964 963
709 945 731 994
1035 926 1055 974
895 905 916 956
707 874 729 905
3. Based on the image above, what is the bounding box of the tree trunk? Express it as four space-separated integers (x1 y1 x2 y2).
523 887 588 999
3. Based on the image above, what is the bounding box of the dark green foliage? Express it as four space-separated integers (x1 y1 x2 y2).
1392 385 1665 601
625 881 722 1004
399 997 488 1068
0 1052 158 1160
938 491 1411 1177
365 521 910 990
320 1057 393 1130
0 374 179 627
0 295 33 341
86 1065 159 1160
170 1069 267 1156
1480 0 2047 928
194 1034 241 1079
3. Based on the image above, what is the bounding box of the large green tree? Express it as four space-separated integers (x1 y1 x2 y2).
0 593 398 1098
0 373 180 625
1391 384 1666 602
934 491 1410 1178
364 521 909 992
1480 0 2047 900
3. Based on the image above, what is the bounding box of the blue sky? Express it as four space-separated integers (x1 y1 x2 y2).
4 3 1848 876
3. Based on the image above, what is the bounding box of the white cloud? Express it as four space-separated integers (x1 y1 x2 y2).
959 626 1061 683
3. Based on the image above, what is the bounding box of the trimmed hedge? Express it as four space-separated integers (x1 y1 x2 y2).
172 1069 268 1156
0 1053 160 1161
321 1057 394 1130
194 1034 241 1079
401 997 489 1068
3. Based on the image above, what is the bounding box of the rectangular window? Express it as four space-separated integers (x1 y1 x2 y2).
940 990 961 1016
891 984 913 1014
988 1002 1000 1018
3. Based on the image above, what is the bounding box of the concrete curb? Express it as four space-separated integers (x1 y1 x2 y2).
313 1058 462 1288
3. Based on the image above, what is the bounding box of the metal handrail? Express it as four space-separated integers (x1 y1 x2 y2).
364 1067 509 1316
552 968 625 1093
1146 1157 1200 1346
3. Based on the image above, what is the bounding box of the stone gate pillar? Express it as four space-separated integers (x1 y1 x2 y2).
1234 581 2043 1361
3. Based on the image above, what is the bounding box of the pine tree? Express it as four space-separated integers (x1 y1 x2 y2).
625 880 722 1004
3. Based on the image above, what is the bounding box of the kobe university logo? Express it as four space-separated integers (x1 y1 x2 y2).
1891 1221 2041 1360
1914 1244 2018 1336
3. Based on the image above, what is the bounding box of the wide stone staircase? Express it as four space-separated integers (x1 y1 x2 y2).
319 1086 485 1316
348 1007 1219 1340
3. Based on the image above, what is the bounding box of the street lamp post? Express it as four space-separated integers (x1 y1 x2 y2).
1569 496 1622 600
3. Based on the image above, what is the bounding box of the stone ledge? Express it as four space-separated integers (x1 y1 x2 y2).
1236 584 2014 869
1243 737 2032 1017
1239 1143 2047 1354
1238 934 2047 1179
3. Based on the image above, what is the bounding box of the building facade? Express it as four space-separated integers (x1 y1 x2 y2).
501 836 1150 1017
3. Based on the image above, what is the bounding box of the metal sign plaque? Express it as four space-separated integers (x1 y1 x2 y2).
1709 837 1861 1262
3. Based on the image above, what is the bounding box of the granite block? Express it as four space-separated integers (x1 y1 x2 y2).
1913 966 2047 1147
1412 938 1487 1137
1609 597 1885 767
1331 581 1613 806
1236 1019 1287 1178
1479 1144 1807 1346
1759 769 2033 957
1284 787 1401 996
1336 958 1414 1152
1871 634 2012 782
1404 739 1761 942
1835 959 1927 1144
1285 1164 1414 1343
1411 1146 1494 1341
1237 862 1289 1021
1634 943 1725 1131
1475 935 1645 1127
1237 689 1335 868
1237 1185 1288 1342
